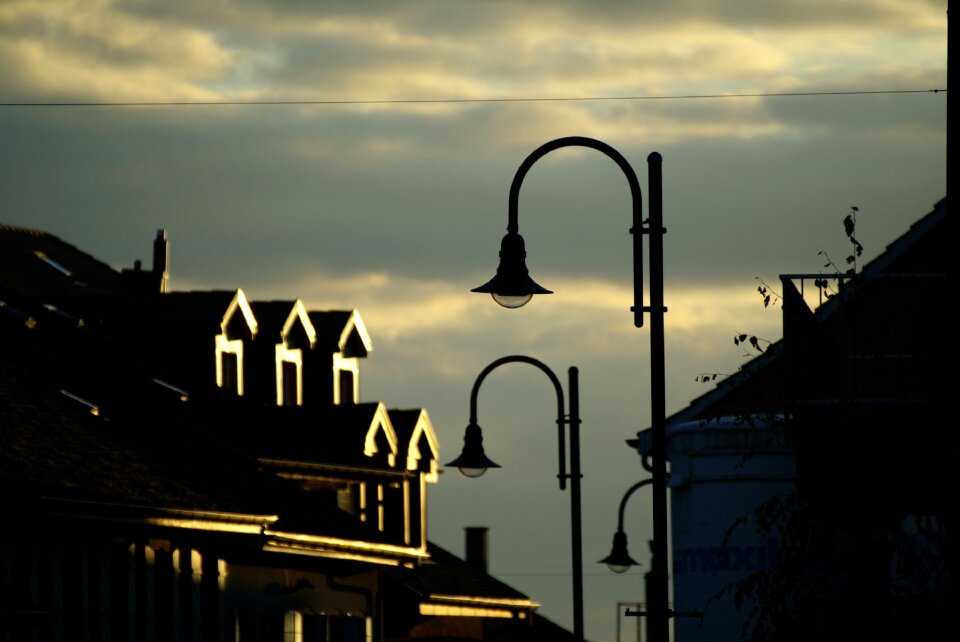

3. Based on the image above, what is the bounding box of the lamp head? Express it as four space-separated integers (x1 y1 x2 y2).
471 232 552 308
599 530 640 574
445 422 501 478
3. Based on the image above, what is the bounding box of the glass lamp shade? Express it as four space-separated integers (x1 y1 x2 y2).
445 422 501 478
457 465 489 478
491 293 534 309
599 531 639 574
471 232 551 308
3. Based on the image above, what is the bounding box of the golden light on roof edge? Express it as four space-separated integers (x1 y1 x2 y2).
341 309 373 354
263 541 406 566
264 529 428 557
425 594 538 608
221 288 258 338
283 299 317 348
364 403 399 467
404 409 440 482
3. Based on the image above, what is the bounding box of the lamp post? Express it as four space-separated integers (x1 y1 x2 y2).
446 354 584 641
470 137 669 642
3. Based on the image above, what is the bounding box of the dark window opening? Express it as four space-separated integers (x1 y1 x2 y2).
221 352 239 394
338 369 355 405
282 361 299 406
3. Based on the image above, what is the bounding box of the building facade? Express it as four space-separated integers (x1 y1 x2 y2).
632 198 952 641
1 225 571 641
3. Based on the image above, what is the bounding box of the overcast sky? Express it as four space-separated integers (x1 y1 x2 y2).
1 1 948 640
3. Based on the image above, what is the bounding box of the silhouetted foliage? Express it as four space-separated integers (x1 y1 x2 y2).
815 206 864 299
734 332 770 356
754 277 782 308
842 205 864 273
694 372 734 383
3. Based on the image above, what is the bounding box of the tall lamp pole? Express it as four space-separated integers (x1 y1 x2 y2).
446 355 584 641
470 137 668 642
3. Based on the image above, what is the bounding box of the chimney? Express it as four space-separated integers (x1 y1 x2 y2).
465 526 489 574
153 229 169 293
121 230 170 293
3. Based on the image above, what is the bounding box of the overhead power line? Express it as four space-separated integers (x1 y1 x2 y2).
0 88 946 108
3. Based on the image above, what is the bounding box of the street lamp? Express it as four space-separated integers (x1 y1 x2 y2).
445 355 584 641
600 531 639 575
470 136 669 642
446 421 500 478
470 231 552 309
599 478 653 573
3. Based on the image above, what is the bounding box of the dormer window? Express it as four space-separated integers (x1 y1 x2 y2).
273 301 317 407
306 309 371 406
334 353 359 405
215 290 258 396
216 336 245 395
276 345 303 406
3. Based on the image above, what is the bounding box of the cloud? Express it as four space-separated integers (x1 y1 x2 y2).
2 0 945 107
0 0 233 101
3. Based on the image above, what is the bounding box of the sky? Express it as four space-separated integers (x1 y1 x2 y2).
0 1 948 640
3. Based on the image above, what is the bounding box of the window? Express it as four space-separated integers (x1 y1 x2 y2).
221 352 239 394
215 335 244 395
276 345 303 406
283 611 303 642
333 353 359 405
338 369 355 405
282 361 299 407
337 485 356 515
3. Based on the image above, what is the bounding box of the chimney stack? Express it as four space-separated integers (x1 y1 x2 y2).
465 526 488 574
153 229 169 293
121 229 170 293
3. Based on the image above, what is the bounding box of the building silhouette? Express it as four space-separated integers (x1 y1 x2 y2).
632 198 952 641
0 225 576 641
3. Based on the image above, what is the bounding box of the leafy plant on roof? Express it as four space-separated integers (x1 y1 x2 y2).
734 332 771 356
815 206 864 299
697 206 863 384
755 277 782 309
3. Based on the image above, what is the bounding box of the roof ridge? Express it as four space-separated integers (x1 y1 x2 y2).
0 223 48 236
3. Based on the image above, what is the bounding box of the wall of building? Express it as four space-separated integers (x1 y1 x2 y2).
667 416 796 642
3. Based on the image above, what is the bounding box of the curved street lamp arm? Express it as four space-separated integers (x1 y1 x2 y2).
616 478 655 532
503 135 651 327
506 136 642 233
468 354 568 490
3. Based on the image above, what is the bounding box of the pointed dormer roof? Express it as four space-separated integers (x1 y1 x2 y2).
220 288 258 340
250 299 316 348
390 408 440 482
308 309 372 357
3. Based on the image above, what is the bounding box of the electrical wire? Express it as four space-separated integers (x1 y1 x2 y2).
0 88 945 108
